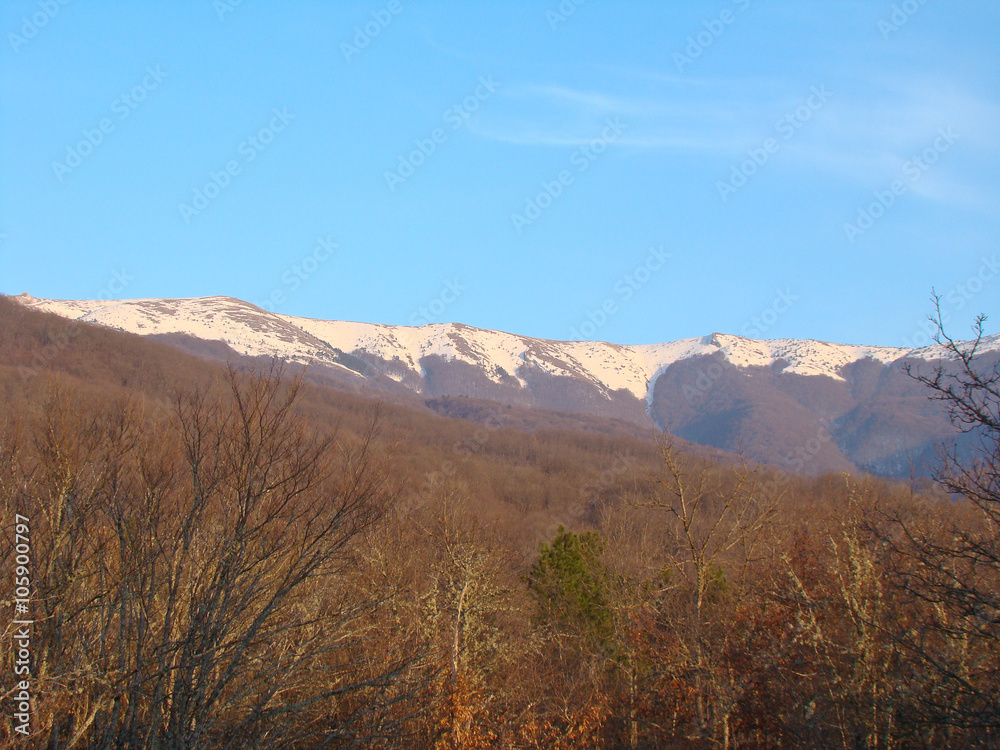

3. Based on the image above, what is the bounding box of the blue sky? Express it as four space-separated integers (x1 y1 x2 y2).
2 0 997 347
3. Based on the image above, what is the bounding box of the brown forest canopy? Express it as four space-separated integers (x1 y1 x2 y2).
0 296 997 748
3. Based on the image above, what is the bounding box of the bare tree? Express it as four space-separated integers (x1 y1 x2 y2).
634 440 781 749
1 365 414 749
780 481 902 749
889 301 1000 740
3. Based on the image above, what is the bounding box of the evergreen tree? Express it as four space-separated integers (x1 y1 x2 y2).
528 525 614 646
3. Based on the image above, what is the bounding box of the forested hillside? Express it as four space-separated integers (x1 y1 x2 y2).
1 297 997 748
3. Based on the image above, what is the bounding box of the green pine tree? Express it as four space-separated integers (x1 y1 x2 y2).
528 525 614 647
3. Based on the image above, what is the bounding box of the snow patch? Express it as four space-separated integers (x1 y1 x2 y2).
14 296 999 409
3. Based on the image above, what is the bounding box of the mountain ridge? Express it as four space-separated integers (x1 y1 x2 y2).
12 293 997 477
13 292 991 399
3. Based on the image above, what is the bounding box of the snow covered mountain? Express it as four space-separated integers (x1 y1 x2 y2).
13 293 999 477
12 293 982 396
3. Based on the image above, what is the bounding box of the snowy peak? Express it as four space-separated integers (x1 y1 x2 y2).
700 333 907 377
13 294 999 406
12 293 999 480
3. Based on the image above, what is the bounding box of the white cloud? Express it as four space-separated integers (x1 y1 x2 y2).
471 72 999 210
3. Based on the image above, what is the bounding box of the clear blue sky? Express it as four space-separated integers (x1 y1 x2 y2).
2 0 997 347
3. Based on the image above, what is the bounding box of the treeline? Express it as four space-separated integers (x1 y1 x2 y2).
0 299 997 748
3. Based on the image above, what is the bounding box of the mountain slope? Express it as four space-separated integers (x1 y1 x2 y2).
12 293 998 476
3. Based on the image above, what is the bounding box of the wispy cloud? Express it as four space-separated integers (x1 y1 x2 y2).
470 79 766 151
470 71 1000 209
778 77 1000 209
